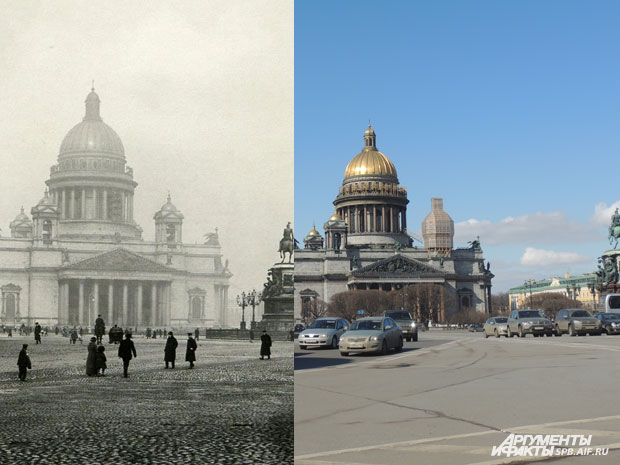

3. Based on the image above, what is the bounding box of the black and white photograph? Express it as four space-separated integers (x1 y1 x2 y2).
0 1 293 464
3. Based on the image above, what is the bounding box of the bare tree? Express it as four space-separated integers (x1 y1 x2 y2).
491 292 509 314
528 292 582 320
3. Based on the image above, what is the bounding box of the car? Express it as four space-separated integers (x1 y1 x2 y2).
338 316 403 356
383 310 418 341
555 309 602 336
483 317 508 338
298 317 349 350
294 323 305 333
507 309 553 337
596 313 620 334
468 323 484 332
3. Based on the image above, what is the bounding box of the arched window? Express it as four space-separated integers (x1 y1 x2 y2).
166 224 176 242
42 220 52 239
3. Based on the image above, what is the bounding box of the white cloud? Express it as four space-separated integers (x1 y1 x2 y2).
591 201 620 227
520 247 591 267
454 211 598 246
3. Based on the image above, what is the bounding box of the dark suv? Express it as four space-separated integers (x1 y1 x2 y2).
383 310 418 341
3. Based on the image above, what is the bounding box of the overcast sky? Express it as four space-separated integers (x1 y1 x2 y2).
295 0 620 292
0 1 293 301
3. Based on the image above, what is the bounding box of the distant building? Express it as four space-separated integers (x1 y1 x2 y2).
0 89 231 328
294 124 493 322
508 273 598 311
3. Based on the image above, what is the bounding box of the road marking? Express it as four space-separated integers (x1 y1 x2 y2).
294 414 620 460
295 338 474 374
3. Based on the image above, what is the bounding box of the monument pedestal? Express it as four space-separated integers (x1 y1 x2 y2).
258 262 294 333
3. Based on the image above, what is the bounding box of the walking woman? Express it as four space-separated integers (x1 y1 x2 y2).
86 337 98 376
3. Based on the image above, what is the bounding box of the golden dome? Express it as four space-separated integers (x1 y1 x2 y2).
344 150 397 179
343 124 397 179
328 212 342 221
307 224 320 236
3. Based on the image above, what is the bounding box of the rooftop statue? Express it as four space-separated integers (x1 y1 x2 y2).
608 208 620 249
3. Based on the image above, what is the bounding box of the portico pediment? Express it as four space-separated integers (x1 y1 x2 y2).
352 254 445 278
60 248 173 273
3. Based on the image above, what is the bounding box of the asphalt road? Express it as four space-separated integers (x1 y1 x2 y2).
295 330 620 465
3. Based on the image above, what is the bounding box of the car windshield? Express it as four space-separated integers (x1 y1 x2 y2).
308 320 336 329
386 311 412 320
571 310 592 318
494 317 508 323
606 314 620 319
518 311 543 318
350 319 383 331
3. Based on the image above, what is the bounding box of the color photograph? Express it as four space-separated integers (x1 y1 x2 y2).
294 1 620 464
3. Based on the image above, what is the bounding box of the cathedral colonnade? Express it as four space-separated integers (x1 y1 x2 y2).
57 279 171 328
50 187 134 223
337 204 406 234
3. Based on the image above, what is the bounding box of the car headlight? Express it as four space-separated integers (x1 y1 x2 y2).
411 322 416 328
369 336 380 342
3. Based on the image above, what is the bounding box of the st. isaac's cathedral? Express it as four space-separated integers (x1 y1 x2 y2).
295 125 493 323
0 89 231 329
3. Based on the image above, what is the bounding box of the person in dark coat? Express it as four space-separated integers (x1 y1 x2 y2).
260 330 272 360
94 315 105 344
96 345 107 376
70 327 78 344
164 332 178 369
86 337 97 376
17 344 31 381
194 327 200 341
185 333 197 368
34 322 42 344
118 333 137 378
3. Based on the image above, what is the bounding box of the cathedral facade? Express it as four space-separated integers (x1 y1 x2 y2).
0 89 231 329
294 125 493 323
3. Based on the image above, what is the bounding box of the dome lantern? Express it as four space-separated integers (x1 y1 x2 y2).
363 122 376 150
84 86 101 121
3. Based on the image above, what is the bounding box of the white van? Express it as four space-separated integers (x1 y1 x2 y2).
602 294 620 313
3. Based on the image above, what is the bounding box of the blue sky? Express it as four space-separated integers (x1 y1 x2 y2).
294 0 620 292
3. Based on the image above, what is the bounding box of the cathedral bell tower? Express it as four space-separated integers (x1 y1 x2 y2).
154 193 184 248
31 189 60 245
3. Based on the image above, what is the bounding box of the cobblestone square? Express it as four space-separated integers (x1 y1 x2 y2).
0 334 293 464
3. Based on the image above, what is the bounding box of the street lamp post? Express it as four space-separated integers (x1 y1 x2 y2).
399 292 408 311
524 280 533 309
248 289 262 330
236 292 247 330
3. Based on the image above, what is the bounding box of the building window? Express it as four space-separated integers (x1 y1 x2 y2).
1 284 22 325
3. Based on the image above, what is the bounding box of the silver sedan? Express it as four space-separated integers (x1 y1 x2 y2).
339 316 403 356
483 317 508 338
298 318 349 349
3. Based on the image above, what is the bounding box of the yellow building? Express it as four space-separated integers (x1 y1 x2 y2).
508 273 598 311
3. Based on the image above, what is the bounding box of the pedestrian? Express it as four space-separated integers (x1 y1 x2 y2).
8 328 12 337
54 326 59 336
260 329 272 360
185 333 197 369
34 322 42 344
86 337 97 376
194 327 200 341
17 344 31 381
94 314 105 344
118 333 137 378
96 345 107 376
164 331 178 369
70 327 78 344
